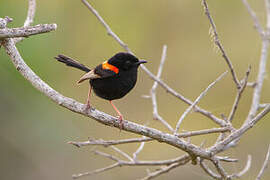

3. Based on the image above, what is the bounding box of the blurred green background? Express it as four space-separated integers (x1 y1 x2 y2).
1 0 270 179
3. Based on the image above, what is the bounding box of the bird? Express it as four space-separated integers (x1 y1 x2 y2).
54 52 147 128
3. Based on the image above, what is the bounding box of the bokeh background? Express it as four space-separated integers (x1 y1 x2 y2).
1 0 270 179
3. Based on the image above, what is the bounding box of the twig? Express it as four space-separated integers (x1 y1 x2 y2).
230 155 252 178
227 66 251 122
141 66 228 127
177 127 230 138
265 0 270 33
81 0 131 53
246 0 270 122
212 159 229 179
202 0 241 89
256 145 270 180
15 0 36 43
139 157 191 180
0 24 57 39
150 45 174 132
199 159 221 180
133 137 146 161
111 146 133 162
174 71 228 134
68 137 153 147
210 104 270 154
241 0 264 36
72 163 119 179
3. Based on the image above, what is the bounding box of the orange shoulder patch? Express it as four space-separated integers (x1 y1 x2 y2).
102 61 119 74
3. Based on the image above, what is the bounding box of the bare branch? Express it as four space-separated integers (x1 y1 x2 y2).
141 66 228 127
230 155 252 178
200 159 221 180
227 66 251 122
139 157 191 180
177 127 230 138
241 0 264 36
72 163 119 179
174 71 228 134
212 160 229 179
15 0 37 43
133 137 146 161
81 0 131 53
0 24 57 40
265 0 270 32
24 0 36 27
150 45 174 132
0 16 13 29
202 0 241 89
68 137 153 147
246 0 270 122
111 146 133 162
256 145 270 180
210 104 270 154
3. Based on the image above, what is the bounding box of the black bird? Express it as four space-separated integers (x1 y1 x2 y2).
55 52 147 128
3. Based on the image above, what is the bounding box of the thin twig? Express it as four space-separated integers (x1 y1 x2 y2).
68 137 153 147
81 0 131 53
230 155 252 178
150 45 174 132
256 145 270 180
212 159 229 179
72 163 119 179
174 71 228 134
202 0 241 89
133 137 146 161
199 159 221 180
177 127 230 138
227 66 251 122
15 0 36 43
139 157 191 180
111 146 133 162
210 104 270 154
246 0 270 122
241 0 264 36
142 66 228 127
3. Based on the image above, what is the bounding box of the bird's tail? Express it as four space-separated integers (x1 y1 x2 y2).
54 54 91 72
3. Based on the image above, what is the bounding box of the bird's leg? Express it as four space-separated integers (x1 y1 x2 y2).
110 101 123 129
86 86 92 110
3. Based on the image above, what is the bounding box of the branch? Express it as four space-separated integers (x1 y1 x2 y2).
200 159 221 180
0 24 57 39
81 0 131 53
209 104 270 154
241 0 264 36
174 71 228 134
227 66 251 122
68 137 153 148
15 0 36 43
177 127 230 138
230 155 251 178
256 145 270 180
150 45 174 132
202 0 241 89
246 0 270 122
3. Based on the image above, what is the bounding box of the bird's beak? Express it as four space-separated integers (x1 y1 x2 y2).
136 60 147 65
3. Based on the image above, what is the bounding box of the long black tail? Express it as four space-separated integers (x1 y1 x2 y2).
54 54 90 72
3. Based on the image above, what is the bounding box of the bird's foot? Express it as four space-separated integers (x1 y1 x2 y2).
85 102 91 112
117 115 124 130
